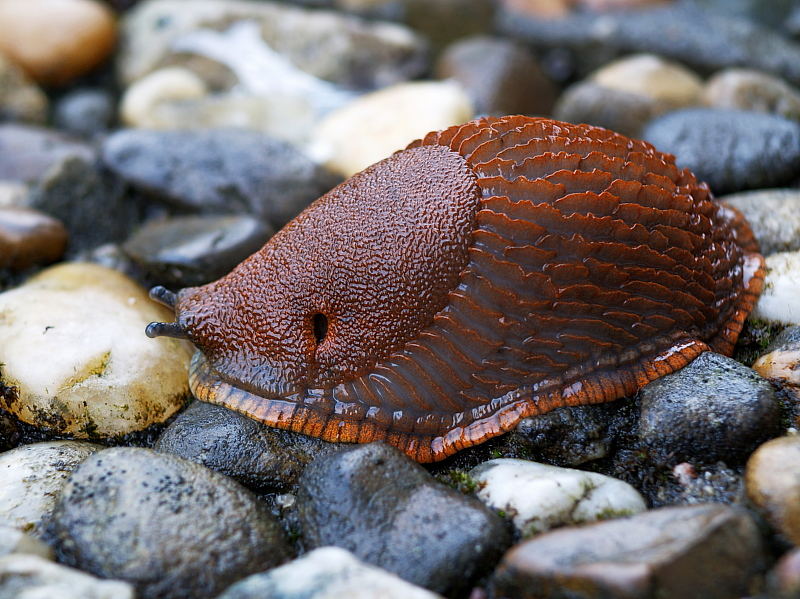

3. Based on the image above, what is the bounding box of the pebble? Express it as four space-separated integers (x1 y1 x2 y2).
491 504 765 599
0 526 52 559
0 0 117 87
217 547 443 599
52 447 291 599
469 459 646 537
643 108 800 194
768 547 800 599
720 189 800 255
0 181 28 208
119 66 208 127
102 129 337 228
0 262 193 437
0 554 135 599
752 251 800 325
53 89 115 138
0 206 68 271
0 52 47 124
498 4 800 85
118 0 427 90
655 462 744 507
638 352 781 464
752 326 800 393
297 442 509 595
687 0 798 30
122 215 273 288
154 401 335 492
0 124 95 183
0 441 102 537
703 68 800 121
435 35 556 116
746 435 800 544
310 80 474 178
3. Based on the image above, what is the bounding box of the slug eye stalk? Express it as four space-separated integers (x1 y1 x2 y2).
149 285 177 309
145 321 187 339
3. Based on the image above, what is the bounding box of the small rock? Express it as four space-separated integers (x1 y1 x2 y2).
52 447 291 599
53 89 115 138
119 66 208 127
638 352 781 464
752 251 800 324
154 401 336 492
435 35 556 116
753 326 800 393
0 206 67 271
0 441 102 537
0 554 134 599
650 461 743 507
491 504 765 599
470 459 646 537
0 124 95 183
297 442 509 595
217 547 443 599
122 215 273 288
703 68 800 121
746 435 800 544
0 181 28 208
768 547 800 599
118 0 427 90
102 129 337 228
0 262 193 437
0 52 47 124
310 80 473 178
0 526 53 559
720 189 800 255
643 108 800 194
686 0 798 30
0 0 117 87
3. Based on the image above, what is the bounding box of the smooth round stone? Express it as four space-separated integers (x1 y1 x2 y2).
0 554 134 599
310 80 474 178
768 548 800 598
638 352 781 464
753 326 800 393
53 89 115 138
0 124 95 184
119 66 208 128
752 251 800 324
0 52 47 124
0 262 193 437
643 108 800 194
122 215 273 288
52 447 291 599
470 459 646 537
154 401 336 492
720 189 800 255
435 35 556 116
0 0 117 87
0 207 68 271
0 441 102 537
703 69 800 120
0 526 52 559
218 547 442 599
102 128 337 228
746 436 800 544
297 442 509 596
491 504 765 599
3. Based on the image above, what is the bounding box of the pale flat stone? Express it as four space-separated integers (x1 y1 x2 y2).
470 458 646 537
752 251 800 324
119 67 208 128
0 262 193 436
0 526 53 559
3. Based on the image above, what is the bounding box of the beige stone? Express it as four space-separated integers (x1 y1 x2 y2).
120 67 208 128
746 436 800 544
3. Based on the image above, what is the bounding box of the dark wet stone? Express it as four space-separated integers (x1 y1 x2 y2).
297 442 510 595
643 108 800 193
498 4 800 85
154 401 336 492
0 124 95 183
0 411 20 451
638 352 781 464
0 207 67 271
51 447 291 599
27 157 139 255
491 504 765 599
101 129 338 228
720 189 800 255
435 35 556 116
53 89 115 138
122 215 273 288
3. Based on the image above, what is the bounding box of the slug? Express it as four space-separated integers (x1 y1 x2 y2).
146 115 765 463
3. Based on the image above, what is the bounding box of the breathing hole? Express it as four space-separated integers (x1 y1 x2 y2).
312 313 328 345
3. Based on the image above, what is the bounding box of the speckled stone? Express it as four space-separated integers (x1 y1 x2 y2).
720 189 800 255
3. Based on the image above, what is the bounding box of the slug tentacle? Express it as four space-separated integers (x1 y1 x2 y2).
150 115 766 463
149 285 178 310
145 321 188 340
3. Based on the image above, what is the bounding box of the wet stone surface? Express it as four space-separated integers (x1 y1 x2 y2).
720 189 800 256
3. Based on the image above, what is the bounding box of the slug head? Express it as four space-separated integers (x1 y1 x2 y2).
163 145 480 398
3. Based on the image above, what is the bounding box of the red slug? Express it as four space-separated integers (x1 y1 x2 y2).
146 115 765 463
